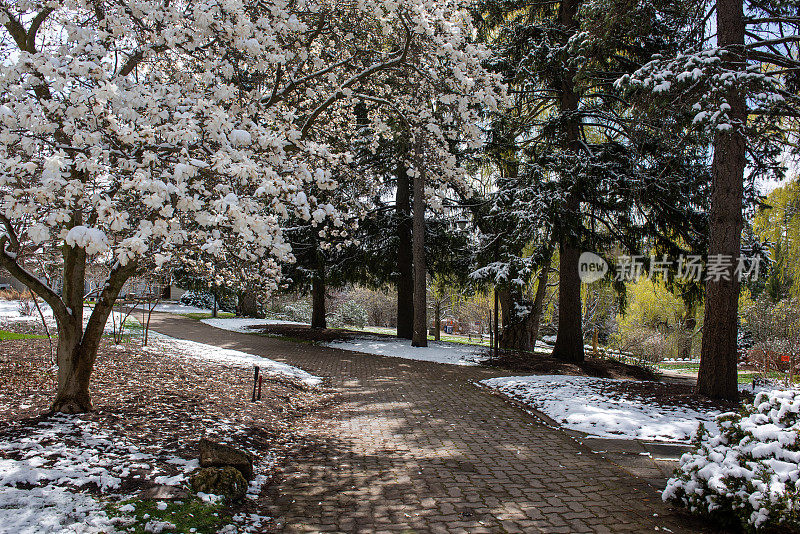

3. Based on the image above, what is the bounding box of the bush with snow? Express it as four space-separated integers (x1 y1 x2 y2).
179 291 236 313
331 300 368 329
663 389 800 532
282 302 312 324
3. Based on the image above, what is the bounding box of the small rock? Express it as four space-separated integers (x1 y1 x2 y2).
199 438 254 480
139 485 189 500
190 466 248 502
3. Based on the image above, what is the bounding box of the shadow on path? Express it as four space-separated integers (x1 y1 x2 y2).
147 313 715 533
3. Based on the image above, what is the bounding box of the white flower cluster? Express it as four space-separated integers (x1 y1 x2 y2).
0 0 502 289
663 389 800 531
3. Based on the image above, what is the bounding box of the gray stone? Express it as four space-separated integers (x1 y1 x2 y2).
198 438 254 480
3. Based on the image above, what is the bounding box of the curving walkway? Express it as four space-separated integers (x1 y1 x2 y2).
147 313 710 533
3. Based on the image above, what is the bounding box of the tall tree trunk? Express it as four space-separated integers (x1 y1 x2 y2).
529 250 553 351
434 300 441 341
551 0 585 363
311 265 327 329
411 144 428 347
396 163 414 339
697 0 745 401
493 290 500 357
552 241 585 362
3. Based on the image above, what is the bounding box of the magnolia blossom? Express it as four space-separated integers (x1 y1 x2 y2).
0 0 503 293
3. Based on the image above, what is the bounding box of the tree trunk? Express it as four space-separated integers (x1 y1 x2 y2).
311 265 327 329
237 290 262 318
396 163 414 339
411 144 428 347
551 241 585 362
488 308 493 350
551 0 585 363
493 290 500 357
529 251 553 350
697 0 745 401
51 321 94 413
434 300 441 341
498 289 534 353
51 259 135 413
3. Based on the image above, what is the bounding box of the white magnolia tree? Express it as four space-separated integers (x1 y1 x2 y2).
0 0 502 412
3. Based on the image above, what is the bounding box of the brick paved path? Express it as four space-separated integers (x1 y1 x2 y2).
148 314 707 533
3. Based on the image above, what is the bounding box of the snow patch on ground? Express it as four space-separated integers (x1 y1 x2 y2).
147 332 322 387
0 299 53 322
481 375 720 442
152 302 210 314
323 336 487 366
0 415 138 533
201 317 306 333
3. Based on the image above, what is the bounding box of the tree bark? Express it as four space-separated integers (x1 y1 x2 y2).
493 289 500 357
51 260 136 413
396 163 414 339
411 144 428 347
551 240 585 362
529 250 553 350
551 0 585 363
237 290 262 318
311 264 327 329
697 0 745 401
499 289 534 353
434 300 441 341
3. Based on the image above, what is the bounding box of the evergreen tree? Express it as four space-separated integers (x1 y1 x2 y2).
473 0 711 360
619 0 800 400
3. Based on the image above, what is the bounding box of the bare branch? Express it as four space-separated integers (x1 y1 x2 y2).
301 16 414 139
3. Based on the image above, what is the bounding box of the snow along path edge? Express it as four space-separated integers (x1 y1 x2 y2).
481 374 720 442
146 332 322 387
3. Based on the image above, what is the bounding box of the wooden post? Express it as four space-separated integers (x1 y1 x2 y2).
494 289 499 358
252 366 260 402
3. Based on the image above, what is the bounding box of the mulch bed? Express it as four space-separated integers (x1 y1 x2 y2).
477 351 661 380
246 324 359 342
0 320 330 529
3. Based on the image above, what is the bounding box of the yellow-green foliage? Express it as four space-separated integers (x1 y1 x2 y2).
614 278 694 361
754 180 800 298
619 278 686 330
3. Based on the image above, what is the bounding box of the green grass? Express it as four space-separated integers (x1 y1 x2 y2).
181 312 235 320
106 497 230 534
0 329 47 340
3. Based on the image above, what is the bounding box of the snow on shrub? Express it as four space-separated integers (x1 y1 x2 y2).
331 300 368 329
179 291 216 310
663 389 800 532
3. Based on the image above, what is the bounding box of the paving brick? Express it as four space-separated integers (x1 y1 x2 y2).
150 313 711 534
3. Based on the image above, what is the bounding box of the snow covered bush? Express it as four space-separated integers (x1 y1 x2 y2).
282 302 312 324
178 291 215 311
663 389 800 532
331 300 368 329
